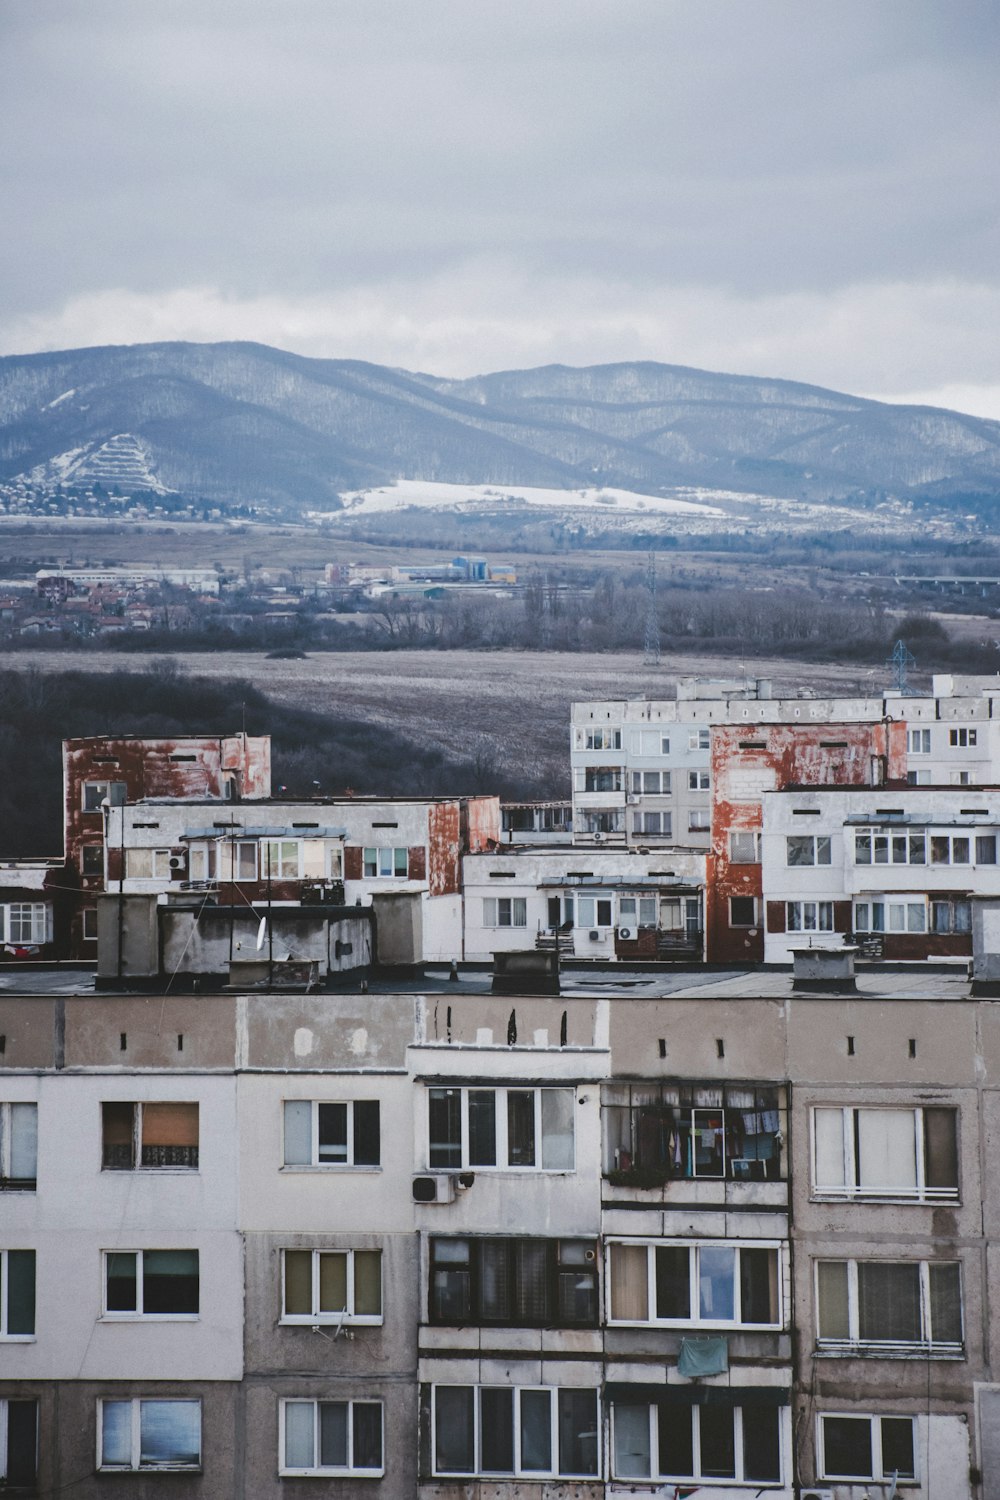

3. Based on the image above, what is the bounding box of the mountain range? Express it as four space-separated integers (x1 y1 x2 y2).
1 340 998 513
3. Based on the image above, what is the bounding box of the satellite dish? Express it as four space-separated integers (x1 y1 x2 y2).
256 917 267 951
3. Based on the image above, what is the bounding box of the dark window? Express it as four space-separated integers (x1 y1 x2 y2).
82 844 104 876
429 1237 598 1327
105 1250 199 1315
2 1400 39 1487
102 1102 199 1170
605 1082 786 1183
429 1089 462 1168
434 1387 475 1473
729 897 756 927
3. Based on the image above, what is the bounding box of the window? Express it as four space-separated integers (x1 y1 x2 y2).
951 769 974 785
908 729 931 754
787 901 834 932
0 1250 35 1337
482 896 527 928
583 809 624 834
815 1259 963 1351
932 899 973 935
584 767 622 793
125 848 171 880
603 1083 786 1183
283 1100 380 1168
634 810 671 836
223 839 258 880
103 1250 199 1317
813 1106 958 1200
607 1241 780 1326
83 780 126 811
0 1103 37 1190
261 839 300 878
618 895 657 928
688 770 710 790
855 830 926 865
819 1413 915 1482
187 842 218 881
631 770 670 794
580 727 621 751
786 834 831 866
81 843 104 876
102 1102 199 1170
729 831 758 863
281 1399 383 1476
428 1087 574 1171
630 730 669 755
854 900 926 934
688 810 710 832
612 1399 781 1485
908 769 931 784
949 727 977 747
431 1386 599 1478
82 907 99 941
689 729 710 750
362 846 408 878
282 1249 382 1324
429 1238 598 1326
729 896 756 927
0 903 51 945
99 1399 201 1471
0 1399 38 1486
577 895 613 928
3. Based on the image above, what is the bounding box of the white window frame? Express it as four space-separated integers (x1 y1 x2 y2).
634 809 671 836
814 1258 963 1352
811 1106 958 1201
427 1087 575 1172
610 1400 781 1485
97 1398 202 1472
688 809 710 832
786 834 832 866
689 729 710 751
279 1398 384 1476
0 1249 35 1340
817 1412 917 1483
83 780 126 812
124 848 173 881
576 894 613 929
187 841 218 881
282 1099 381 1169
482 896 527 928
949 727 977 747
0 1102 37 1189
0 903 51 946
605 1239 783 1328
430 1385 600 1480
907 728 931 754
688 769 710 790
629 730 669 756
618 894 657 928
101 1249 200 1320
853 899 926 934
82 907 99 941
787 900 834 933
854 830 928 866
260 839 302 879
362 845 409 878
101 1100 200 1173
580 727 621 751
280 1248 383 1326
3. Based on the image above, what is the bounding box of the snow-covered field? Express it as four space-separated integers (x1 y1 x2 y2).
315 479 730 519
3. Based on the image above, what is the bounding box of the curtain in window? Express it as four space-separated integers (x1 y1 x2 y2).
102 1101 136 1170
318 1253 347 1312
353 1251 381 1316
610 1243 649 1321
813 1109 845 1187
479 1240 511 1321
514 1239 548 1322
857 1109 916 1191
140 1401 200 1466
284 1402 315 1468
816 1262 850 1339
141 1102 198 1167
614 1404 651 1478
101 1402 132 1467
541 1090 574 1169
857 1262 921 1341
283 1100 312 1165
9 1104 37 1182
283 1251 311 1314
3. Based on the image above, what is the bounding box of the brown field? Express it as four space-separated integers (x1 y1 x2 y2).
5 648 914 792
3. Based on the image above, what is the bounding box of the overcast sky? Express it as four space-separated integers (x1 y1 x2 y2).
3 0 999 415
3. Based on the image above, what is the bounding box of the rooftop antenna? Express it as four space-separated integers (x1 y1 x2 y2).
887 639 916 695
643 550 661 667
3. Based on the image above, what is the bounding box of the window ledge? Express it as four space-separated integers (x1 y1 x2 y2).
811 1190 959 1204
280 1470 384 1480
280 1165 382 1174
280 1317 383 1328
99 1466 203 1475
100 1314 200 1323
815 1341 964 1359
0 1334 36 1343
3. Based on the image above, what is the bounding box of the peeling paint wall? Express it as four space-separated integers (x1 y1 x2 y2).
707 721 905 963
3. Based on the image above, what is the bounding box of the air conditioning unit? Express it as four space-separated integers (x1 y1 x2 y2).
412 1175 456 1204
589 929 600 940
626 794 639 805
593 831 605 843
168 854 187 875
617 926 634 941
798 1489 834 1500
